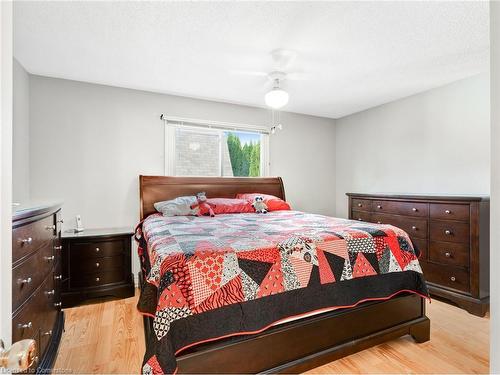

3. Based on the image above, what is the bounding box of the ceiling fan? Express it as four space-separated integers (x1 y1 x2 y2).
231 49 306 109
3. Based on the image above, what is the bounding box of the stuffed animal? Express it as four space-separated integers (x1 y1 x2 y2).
190 192 216 217
252 196 268 214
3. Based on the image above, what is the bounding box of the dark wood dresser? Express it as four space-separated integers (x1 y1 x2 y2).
347 193 489 316
61 228 135 307
12 203 64 373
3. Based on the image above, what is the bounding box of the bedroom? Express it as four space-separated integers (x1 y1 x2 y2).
0 1 499 374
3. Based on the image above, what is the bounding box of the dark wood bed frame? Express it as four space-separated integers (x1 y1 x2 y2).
138 175 430 374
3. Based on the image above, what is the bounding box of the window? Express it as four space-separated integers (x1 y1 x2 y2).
164 118 269 177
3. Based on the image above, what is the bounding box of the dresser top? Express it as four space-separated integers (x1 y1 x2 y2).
12 201 62 222
346 192 489 202
62 227 134 239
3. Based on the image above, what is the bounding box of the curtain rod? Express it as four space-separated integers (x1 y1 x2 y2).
160 114 271 135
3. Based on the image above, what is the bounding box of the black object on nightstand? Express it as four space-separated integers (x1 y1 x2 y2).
61 227 135 307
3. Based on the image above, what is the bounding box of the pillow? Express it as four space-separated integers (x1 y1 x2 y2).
235 193 291 211
207 198 254 214
154 196 197 217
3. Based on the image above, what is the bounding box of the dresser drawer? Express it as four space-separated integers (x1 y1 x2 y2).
429 241 469 268
430 203 469 222
371 213 428 239
351 210 371 222
420 261 470 293
70 239 125 260
372 200 428 217
12 242 55 311
71 269 126 289
412 238 428 260
351 199 372 212
12 215 55 263
430 220 470 243
71 255 124 275
12 274 55 344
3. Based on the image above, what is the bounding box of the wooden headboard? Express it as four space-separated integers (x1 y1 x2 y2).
139 176 286 220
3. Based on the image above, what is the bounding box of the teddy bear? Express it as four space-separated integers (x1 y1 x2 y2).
252 196 268 214
190 192 216 217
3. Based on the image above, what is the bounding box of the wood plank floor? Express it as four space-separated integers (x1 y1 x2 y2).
53 290 489 374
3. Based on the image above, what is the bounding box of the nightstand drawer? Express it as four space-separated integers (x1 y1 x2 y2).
70 239 125 260
429 241 469 268
71 255 124 274
71 269 126 289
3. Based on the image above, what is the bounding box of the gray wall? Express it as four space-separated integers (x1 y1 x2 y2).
490 1 499 372
12 58 29 203
29 75 336 230
335 73 490 218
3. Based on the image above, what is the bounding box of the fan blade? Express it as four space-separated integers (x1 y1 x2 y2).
271 49 297 71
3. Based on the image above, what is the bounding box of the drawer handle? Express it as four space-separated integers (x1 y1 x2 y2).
411 226 417 231
357 218 362 221
21 237 33 246
42 330 52 337
54 274 63 280
445 209 451 214
445 252 452 258
357 203 362 207
44 255 55 261
18 322 32 330
95 247 100 253
17 277 32 285
45 225 56 231
54 302 62 308
96 277 100 282
96 262 100 268
45 289 55 296
412 207 417 212
57 219 64 224
450 276 456 282
444 229 452 235
377 221 381 224
377 205 382 209
54 245 62 250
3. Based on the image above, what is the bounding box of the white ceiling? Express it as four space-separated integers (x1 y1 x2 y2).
14 1 489 119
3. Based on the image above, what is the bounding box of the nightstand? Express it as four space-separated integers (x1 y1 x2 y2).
61 227 135 307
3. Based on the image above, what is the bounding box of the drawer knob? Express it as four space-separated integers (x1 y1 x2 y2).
54 245 62 250
96 262 100 268
45 225 56 231
445 209 451 214
377 205 382 209
357 218 362 221
21 237 33 245
444 229 452 235
411 226 417 231
377 221 381 224
54 274 63 280
357 203 362 207
17 277 32 285
412 207 417 212
42 330 52 337
96 277 100 282
18 322 32 330
45 289 55 296
96 247 100 253
450 276 456 282
445 252 451 258
54 302 62 308
44 255 55 261
57 219 64 224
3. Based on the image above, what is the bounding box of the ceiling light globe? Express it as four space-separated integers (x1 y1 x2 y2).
265 88 289 109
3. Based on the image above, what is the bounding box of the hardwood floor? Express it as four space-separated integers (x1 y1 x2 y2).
53 290 489 374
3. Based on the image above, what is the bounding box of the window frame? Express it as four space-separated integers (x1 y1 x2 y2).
164 119 270 178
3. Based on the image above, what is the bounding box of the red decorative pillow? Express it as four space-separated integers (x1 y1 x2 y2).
235 193 291 211
206 198 254 214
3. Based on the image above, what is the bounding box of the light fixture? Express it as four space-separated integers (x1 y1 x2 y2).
265 79 289 109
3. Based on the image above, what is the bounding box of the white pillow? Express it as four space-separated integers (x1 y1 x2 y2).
154 196 198 217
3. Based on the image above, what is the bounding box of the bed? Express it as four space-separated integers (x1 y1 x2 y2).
137 176 430 374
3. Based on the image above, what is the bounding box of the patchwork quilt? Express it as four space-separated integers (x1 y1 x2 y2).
136 210 428 374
